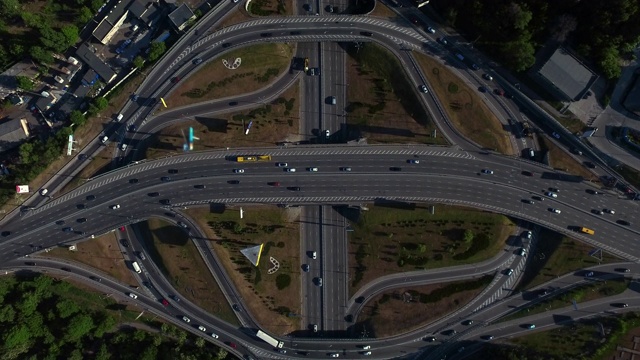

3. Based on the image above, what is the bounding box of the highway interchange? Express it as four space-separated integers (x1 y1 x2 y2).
2 1 640 359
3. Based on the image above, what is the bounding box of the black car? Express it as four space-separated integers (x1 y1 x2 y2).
62 227 73 232
160 199 171 205
584 161 596 168
615 268 631 273
55 220 65 225
76 204 85 209
442 329 457 336
229 101 238 106
360 31 373 36
586 189 601 195
148 192 160 197
128 124 137 132
161 176 171 182
462 320 473 326
1 231 10 237
129 178 139 184
76 218 87 223
522 199 534 204
86 195 96 201
288 186 301 191
233 304 241 312
25 262 36 266
168 169 179 174
549 187 560 193
228 180 240 184
617 220 631 226
390 167 402 171
120 239 130 248
532 196 543 201
290 31 301 35
194 185 206 189
222 43 231 48
260 32 273 37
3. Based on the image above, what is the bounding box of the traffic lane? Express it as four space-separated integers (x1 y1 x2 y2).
301 206 323 329
6 173 633 260
323 206 348 330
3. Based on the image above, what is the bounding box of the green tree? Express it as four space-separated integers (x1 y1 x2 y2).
90 0 103 12
598 46 622 79
1 0 21 17
195 337 205 348
176 330 187 346
40 26 69 52
78 6 93 24
68 349 83 360
64 314 94 342
0 305 15 322
56 299 80 318
147 42 166 62
216 349 228 360
61 25 79 48
93 313 116 338
132 55 145 68
29 46 53 64
3 324 32 354
463 229 475 243
95 344 110 360
69 110 86 127
9 43 24 57
501 39 536 72
15 76 33 91
94 97 108 110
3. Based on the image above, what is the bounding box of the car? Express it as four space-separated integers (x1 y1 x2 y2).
276 162 288 167
77 218 87 223
327 96 337 105
549 188 560 193
315 277 323 286
522 199 534 205
482 335 494 340
494 88 505 96
171 295 181 302
479 86 488 93
592 209 603 215
615 268 631 273
193 58 203 65
545 192 558 198
129 178 139 184
182 316 191 323
260 32 273 37
427 26 436 34
312 251 317 259
131 94 139 102
120 239 129 248
302 264 310 272
1 231 10 237
128 293 138 299
161 299 169 306
325 129 330 138
408 15 419 24
360 31 373 37
340 167 352 171
313 324 318 332
584 161 596 169
210 332 219 339
462 320 473 325
586 271 594 277
268 182 281 187
229 342 237 348
419 85 428 93
549 208 561 214
604 208 615 214
522 171 534 176
285 168 296 172
110 204 120 210
505 268 514 276
482 73 493 81
198 325 206 331
137 251 146 261
552 132 561 139
121 143 129 152
330 354 339 358
101 136 109 143
233 168 245 173
525 324 535 329
228 101 238 106
437 37 448 45
325 4 333 12
586 189 601 195
76 204 85 210
307 167 318 172
171 76 181 83
612 303 629 308
532 196 543 201
617 220 631 226
279 350 287 354
228 180 240 184
471 63 479 70
308 68 319 76
161 176 171 182
148 192 160 197
222 42 232 48
290 31 301 35
524 231 532 239
194 184 206 189
168 169 179 174
481 169 494 174
119 226 126 232
86 195 96 201
408 159 420 164
178 221 188 229
390 167 402 171
233 304 241 312
518 248 526 256
303 3 311 11
424 336 436 342
40 188 48 196
443 329 457 336
62 227 73 233
362 352 371 356
288 186 301 191
362 345 371 350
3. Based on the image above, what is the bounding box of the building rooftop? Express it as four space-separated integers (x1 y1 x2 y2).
75 44 117 83
129 0 164 26
93 0 134 43
0 118 28 153
168 3 195 31
537 47 597 101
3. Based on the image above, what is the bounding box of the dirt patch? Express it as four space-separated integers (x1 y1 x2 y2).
413 52 513 154
184 205 301 335
215 7 251 30
538 137 599 182
357 277 491 338
164 43 294 110
44 231 139 286
246 0 293 16
348 204 513 296
345 43 445 145
144 82 299 158
59 143 118 193
369 2 397 18
139 218 238 325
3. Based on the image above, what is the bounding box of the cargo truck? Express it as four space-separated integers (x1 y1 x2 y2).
256 330 284 348
236 155 271 162
132 261 142 273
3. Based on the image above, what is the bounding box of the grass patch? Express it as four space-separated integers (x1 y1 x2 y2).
617 164 640 189
516 228 620 291
345 43 445 145
46 231 139 286
413 52 513 154
500 278 629 323
247 0 292 16
59 143 118 193
537 136 599 182
184 206 301 335
357 276 492 338
348 204 514 295
137 219 238 326
369 2 397 18
144 83 299 158
165 43 294 110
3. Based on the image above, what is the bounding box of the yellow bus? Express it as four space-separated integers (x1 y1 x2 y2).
580 227 595 235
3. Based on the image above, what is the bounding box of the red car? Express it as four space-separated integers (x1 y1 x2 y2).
521 171 534 176
161 299 169 306
229 342 237 348
268 182 281 187
119 226 126 232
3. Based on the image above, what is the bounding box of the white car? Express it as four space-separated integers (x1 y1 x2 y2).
545 192 558 198
233 169 244 173
128 293 138 299
362 345 371 349
40 189 48 196
408 159 420 164
120 143 127 151
330 354 340 358
285 168 296 172
182 316 191 323
325 129 330 137
524 231 532 239
198 325 206 332
552 132 561 139
276 162 288 167
308 167 318 172
549 208 561 214
111 204 121 210
604 209 615 214
313 324 318 332
101 136 108 143
210 333 219 339
426 26 435 34
312 251 317 259
481 169 494 174
362 352 371 356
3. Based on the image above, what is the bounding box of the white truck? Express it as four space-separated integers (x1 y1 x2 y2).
132 261 142 274
256 330 284 348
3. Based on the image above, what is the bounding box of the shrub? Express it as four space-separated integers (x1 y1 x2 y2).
275 274 291 290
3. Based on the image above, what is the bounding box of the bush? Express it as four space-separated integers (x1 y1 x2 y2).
275 274 291 290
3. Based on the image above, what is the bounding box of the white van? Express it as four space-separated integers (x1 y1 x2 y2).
121 143 128 151
116 114 124 122
101 136 108 144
